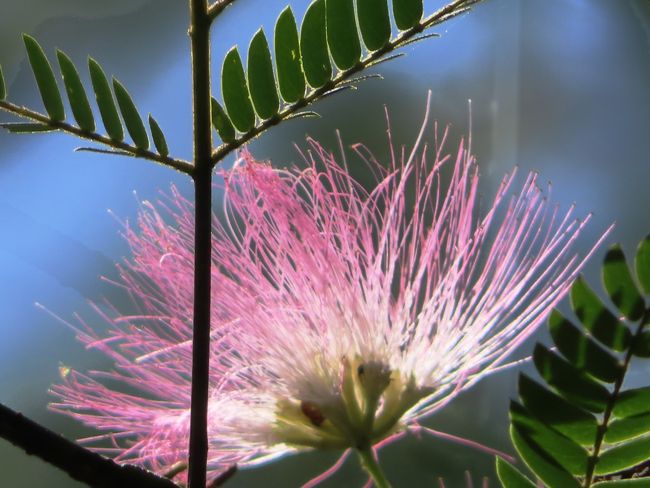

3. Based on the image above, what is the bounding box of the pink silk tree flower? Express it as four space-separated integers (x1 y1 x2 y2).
50 102 609 484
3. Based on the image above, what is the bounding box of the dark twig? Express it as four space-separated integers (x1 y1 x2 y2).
187 0 214 486
0 100 194 175
208 465 238 487
0 403 178 488
207 0 237 21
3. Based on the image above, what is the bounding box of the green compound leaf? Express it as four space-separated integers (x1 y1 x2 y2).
247 29 279 120
211 97 236 144
112 78 149 150
518 374 598 446
603 245 645 321
595 436 650 476
636 234 650 295
548 310 622 383
56 50 95 132
593 480 650 487
613 387 650 419
358 0 391 52
275 7 305 103
510 401 589 476
222 47 255 133
495 457 536 488
0 65 6 100
148 115 168 157
23 34 65 122
533 344 610 413
300 0 331 89
88 58 123 142
605 412 650 443
633 331 650 358
510 425 581 488
326 0 362 70
393 0 424 31
571 276 631 352
1 122 55 133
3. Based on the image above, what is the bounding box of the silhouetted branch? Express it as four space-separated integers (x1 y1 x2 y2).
207 0 237 21
0 403 178 488
0 100 194 175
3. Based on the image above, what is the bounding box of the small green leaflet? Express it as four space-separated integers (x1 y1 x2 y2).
113 78 149 150
603 245 645 321
326 0 361 70
23 34 65 122
275 7 305 103
300 0 331 89
222 47 255 133
211 97 236 144
247 29 280 120
148 115 169 157
89 58 124 142
57 50 95 132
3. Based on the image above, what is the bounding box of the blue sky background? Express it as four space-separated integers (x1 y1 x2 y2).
1 0 649 486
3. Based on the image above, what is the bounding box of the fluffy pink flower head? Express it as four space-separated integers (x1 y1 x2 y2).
51 104 608 481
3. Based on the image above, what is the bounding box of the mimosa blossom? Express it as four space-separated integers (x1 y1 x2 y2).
51 105 608 483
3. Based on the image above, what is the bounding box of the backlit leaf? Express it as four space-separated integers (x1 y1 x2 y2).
300 0 331 89
248 29 279 120
613 387 650 419
23 34 65 121
510 401 588 475
275 7 305 103
510 425 580 488
358 0 391 52
632 331 650 358
1 122 55 133
148 115 168 157
495 457 536 488
603 245 645 321
211 97 236 143
549 310 622 383
518 374 598 446
222 47 255 133
635 234 650 295
605 412 650 443
595 436 650 475
533 344 610 412
326 0 361 70
113 78 149 150
0 65 6 100
57 50 95 132
393 0 423 31
571 276 631 351
88 58 123 142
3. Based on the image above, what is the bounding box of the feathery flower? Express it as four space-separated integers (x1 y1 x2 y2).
51 101 608 484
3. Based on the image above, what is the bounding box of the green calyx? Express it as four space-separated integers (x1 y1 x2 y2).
273 356 432 450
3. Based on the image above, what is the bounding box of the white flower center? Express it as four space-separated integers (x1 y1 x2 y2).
273 356 432 450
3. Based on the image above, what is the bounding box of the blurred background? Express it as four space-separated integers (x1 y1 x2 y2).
0 0 649 486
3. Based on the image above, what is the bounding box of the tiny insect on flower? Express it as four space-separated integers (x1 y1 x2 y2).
49 97 610 483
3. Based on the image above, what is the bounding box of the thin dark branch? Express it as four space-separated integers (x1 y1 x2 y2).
0 100 194 175
207 0 237 21
188 0 214 487
211 0 480 166
584 308 650 487
0 403 178 488
208 465 238 487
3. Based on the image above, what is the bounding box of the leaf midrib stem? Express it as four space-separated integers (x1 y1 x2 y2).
583 308 649 487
